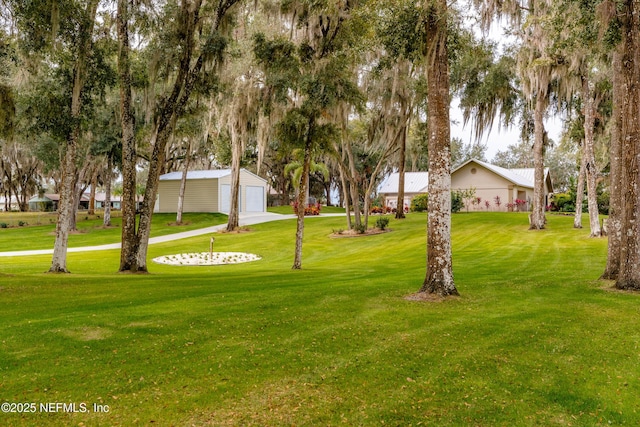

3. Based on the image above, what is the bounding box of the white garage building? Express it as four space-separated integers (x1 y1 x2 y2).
155 169 267 214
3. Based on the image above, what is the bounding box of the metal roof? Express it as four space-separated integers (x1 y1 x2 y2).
159 170 232 181
453 159 550 189
380 159 552 194
379 171 429 194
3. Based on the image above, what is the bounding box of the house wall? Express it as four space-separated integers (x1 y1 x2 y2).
157 178 219 213
452 163 525 211
383 194 414 211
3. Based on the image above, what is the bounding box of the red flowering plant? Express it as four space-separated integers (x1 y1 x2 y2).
515 199 527 211
292 201 321 216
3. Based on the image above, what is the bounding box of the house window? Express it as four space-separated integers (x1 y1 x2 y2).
470 167 477 174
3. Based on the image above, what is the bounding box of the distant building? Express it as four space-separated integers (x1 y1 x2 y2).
0 195 20 212
27 193 90 212
156 169 267 213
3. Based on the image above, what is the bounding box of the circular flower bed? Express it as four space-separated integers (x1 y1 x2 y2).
152 252 261 266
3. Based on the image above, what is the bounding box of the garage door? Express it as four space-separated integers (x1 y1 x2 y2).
221 184 243 213
220 184 230 213
246 185 264 212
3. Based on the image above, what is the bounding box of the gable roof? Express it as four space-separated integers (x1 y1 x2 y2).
159 168 267 184
378 171 429 194
159 170 232 181
453 159 551 190
379 159 553 194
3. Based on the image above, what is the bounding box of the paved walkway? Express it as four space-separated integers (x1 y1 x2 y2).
0 212 300 258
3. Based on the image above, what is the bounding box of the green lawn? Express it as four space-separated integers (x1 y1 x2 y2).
1 212 638 426
0 212 227 251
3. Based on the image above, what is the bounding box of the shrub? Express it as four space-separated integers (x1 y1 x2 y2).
0 222 7 228
451 191 463 213
292 201 321 216
552 193 574 212
354 223 367 234
18 221 26 227
598 191 610 215
375 217 390 230
410 194 429 212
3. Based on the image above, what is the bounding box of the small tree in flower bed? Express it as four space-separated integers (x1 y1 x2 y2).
515 199 527 211
292 201 321 216
494 195 502 210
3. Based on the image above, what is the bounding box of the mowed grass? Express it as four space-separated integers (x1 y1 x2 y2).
1 212 639 426
0 212 227 251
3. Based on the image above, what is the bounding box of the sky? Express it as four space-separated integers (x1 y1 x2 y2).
449 102 565 161
449 17 567 161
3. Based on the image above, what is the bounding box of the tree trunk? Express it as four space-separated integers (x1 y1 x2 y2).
70 179 83 232
49 135 76 273
334 146 352 230
104 155 112 227
582 75 601 237
226 133 242 231
324 176 332 206
529 93 546 230
48 0 99 274
573 148 585 228
292 124 313 270
88 169 97 215
602 49 623 280
616 1 640 290
345 140 361 229
121 0 210 272
177 140 192 225
395 125 407 219
118 0 139 272
71 163 92 232
135 124 172 272
419 0 457 297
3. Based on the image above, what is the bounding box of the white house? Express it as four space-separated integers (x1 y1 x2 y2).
452 159 553 210
379 159 553 211
155 169 267 214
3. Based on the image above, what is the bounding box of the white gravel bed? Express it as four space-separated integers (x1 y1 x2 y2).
152 252 261 266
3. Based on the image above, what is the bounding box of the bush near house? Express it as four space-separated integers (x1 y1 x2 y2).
410 194 429 212
551 192 575 212
411 192 464 213
451 191 463 213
